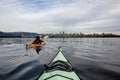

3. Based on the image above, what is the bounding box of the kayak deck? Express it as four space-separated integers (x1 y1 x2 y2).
26 42 46 48
38 47 81 80
39 70 80 80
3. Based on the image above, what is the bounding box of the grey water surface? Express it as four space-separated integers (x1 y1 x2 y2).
0 38 120 80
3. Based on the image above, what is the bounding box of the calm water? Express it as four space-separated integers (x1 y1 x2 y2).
0 38 120 80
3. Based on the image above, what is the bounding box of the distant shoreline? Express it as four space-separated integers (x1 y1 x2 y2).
0 31 120 38
0 36 120 38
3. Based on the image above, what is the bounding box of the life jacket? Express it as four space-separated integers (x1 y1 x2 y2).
33 39 43 44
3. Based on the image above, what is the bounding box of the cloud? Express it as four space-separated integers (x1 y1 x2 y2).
0 0 120 33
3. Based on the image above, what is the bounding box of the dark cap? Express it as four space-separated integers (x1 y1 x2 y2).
36 36 40 39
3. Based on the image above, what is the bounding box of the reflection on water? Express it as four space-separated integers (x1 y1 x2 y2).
0 38 120 80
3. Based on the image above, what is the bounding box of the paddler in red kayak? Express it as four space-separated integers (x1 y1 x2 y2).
33 36 44 54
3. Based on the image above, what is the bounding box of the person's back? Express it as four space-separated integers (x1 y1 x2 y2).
33 36 43 44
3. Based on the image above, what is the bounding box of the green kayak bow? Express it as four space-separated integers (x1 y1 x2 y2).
38 47 81 80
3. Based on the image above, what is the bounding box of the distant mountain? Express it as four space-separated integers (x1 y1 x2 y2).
0 31 38 38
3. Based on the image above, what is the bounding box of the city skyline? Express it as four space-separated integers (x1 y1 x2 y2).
0 31 120 38
0 0 120 34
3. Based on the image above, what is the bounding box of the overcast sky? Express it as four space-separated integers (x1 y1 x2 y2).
0 0 120 34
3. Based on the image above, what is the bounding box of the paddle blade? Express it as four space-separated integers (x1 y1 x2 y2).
44 36 49 39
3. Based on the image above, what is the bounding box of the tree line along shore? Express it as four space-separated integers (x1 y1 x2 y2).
0 31 120 38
